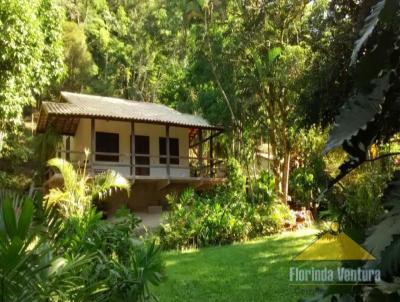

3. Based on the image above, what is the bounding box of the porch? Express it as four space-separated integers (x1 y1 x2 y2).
55 118 226 185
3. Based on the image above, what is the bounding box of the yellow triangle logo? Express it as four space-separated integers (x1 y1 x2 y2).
294 232 375 261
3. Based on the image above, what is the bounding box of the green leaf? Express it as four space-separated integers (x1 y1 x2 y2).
268 47 281 63
351 0 385 65
364 172 400 269
2 197 18 239
379 236 400 277
17 198 33 240
324 72 390 153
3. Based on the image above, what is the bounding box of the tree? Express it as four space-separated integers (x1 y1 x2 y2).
62 21 98 92
0 0 64 159
177 0 322 202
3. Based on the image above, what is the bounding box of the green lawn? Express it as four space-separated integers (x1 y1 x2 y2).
154 229 319 302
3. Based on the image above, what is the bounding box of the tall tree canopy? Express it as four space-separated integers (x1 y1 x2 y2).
0 0 64 159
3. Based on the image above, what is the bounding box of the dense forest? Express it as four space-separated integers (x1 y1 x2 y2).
1 0 363 199
1 0 400 301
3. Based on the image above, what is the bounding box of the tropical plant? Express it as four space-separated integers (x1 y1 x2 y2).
46 156 130 219
0 190 100 302
160 170 291 250
1 157 165 301
44 156 166 301
306 0 400 300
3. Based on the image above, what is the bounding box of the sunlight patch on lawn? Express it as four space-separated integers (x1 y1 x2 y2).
155 229 320 302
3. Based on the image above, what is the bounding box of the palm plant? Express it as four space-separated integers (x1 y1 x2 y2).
46 154 130 219
0 190 102 302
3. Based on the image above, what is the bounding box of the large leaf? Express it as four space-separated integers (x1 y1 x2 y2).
91 170 130 200
350 0 386 65
364 172 400 268
379 235 400 278
17 198 33 240
2 197 18 239
351 0 400 65
47 158 78 191
324 73 390 153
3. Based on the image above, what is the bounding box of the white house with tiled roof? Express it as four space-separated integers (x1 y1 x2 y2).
36 92 225 213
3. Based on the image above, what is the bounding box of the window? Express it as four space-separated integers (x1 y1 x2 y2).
159 137 179 165
95 132 119 162
135 135 150 176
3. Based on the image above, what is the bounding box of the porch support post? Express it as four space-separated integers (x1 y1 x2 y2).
66 136 70 161
209 130 214 177
198 129 203 177
131 121 135 178
90 119 95 173
166 124 170 177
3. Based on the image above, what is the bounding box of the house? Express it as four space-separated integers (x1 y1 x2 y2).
36 91 225 214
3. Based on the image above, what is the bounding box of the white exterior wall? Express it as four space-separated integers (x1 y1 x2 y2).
67 118 190 178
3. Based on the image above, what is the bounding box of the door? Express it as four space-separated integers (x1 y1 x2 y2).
135 135 150 176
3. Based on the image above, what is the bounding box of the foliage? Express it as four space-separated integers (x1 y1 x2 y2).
33 128 62 183
319 165 389 232
160 188 251 249
1 154 165 301
223 158 246 200
251 170 276 205
46 157 130 219
75 209 165 302
62 21 98 91
0 0 65 159
160 165 291 249
0 190 97 301
290 127 328 206
44 157 164 301
308 0 400 300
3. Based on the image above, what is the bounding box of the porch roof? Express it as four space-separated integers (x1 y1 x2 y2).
36 91 223 134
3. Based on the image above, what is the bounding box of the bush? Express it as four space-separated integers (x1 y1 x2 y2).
321 166 389 231
159 162 292 249
160 188 252 249
78 209 164 301
0 156 165 301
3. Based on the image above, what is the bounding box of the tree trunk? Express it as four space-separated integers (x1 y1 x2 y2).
282 152 290 204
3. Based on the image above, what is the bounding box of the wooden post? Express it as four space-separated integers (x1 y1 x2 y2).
131 121 135 178
91 119 95 172
209 130 214 177
166 124 170 177
66 136 70 161
198 129 203 177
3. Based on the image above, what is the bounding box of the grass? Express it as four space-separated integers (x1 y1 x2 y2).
154 229 320 302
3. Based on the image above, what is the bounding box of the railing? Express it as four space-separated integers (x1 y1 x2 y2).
56 150 226 179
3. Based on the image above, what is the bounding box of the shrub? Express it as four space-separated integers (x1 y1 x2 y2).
0 156 165 301
247 200 292 237
321 166 389 231
160 167 291 249
250 170 276 204
160 188 251 249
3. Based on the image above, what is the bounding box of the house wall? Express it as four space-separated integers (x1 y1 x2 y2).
67 118 190 177
102 182 192 213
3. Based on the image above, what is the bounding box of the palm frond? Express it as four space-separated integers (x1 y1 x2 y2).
91 170 131 200
47 158 78 192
